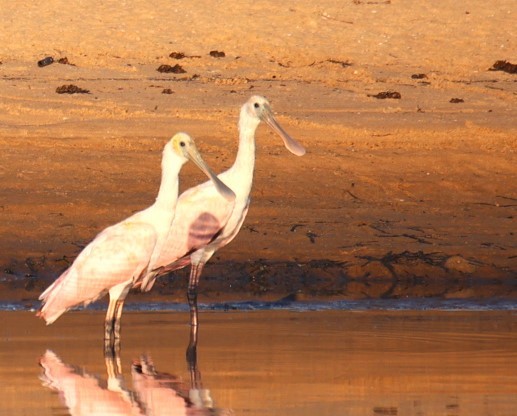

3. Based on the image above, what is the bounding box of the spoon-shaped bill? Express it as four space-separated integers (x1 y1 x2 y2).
263 108 306 156
186 146 235 201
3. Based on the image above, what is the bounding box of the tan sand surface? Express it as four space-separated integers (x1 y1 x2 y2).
0 0 516 303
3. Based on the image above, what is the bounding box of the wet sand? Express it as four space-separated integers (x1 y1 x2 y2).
1 310 516 415
0 0 516 303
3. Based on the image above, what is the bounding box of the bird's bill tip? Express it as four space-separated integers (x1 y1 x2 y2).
214 180 236 201
264 111 306 156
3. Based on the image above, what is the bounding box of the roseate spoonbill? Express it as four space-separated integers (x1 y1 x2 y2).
37 133 234 347
139 96 305 325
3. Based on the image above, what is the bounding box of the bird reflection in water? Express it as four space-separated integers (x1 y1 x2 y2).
38 323 228 415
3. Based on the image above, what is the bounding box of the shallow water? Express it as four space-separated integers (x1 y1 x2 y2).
1 308 516 415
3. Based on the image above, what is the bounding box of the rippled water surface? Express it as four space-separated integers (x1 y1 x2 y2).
1 307 516 415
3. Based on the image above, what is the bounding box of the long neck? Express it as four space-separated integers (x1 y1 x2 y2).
227 107 260 193
154 146 182 210
146 146 182 270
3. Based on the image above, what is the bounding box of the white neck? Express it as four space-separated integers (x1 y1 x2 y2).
145 144 184 269
225 105 261 195
154 144 183 210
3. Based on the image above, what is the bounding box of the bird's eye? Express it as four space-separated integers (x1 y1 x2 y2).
253 102 260 108
180 141 186 147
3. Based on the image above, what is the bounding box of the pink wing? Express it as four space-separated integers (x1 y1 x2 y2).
39 221 157 324
139 185 234 291
165 198 249 275
159 188 233 264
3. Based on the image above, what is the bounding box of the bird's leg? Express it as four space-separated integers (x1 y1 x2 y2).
187 290 198 328
104 299 125 353
186 265 199 380
113 300 125 337
104 298 118 353
186 312 199 371
104 284 131 353
186 264 203 394
187 262 205 296
187 262 205 328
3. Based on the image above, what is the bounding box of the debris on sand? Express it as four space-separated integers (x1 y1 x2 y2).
169 52 201 59
325 59 352 68
55 84 90 94
169 52 186 59
162 88 174 94
368 91 401 99
209 50 226 58
37 57 54 67
57 57 75 66
449 98 464 103
411 73 427 79
489 60 517 74
157 64 186 74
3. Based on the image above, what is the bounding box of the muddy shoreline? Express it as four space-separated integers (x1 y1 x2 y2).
2 255 515 307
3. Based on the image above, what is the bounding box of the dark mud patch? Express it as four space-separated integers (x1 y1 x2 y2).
209 50 226 58
57 57 75 66
169 52 201 59
489 60 517 74
3 251 515 306
157 64 187 74
55 84 90 94
369 91 401 99
169 52 186 59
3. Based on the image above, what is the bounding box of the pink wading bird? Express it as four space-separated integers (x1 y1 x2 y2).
37 133 235 348
139 96 306 326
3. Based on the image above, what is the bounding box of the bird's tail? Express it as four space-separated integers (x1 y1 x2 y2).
37 269 74 325
37 300 66 326
36 307 62 325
